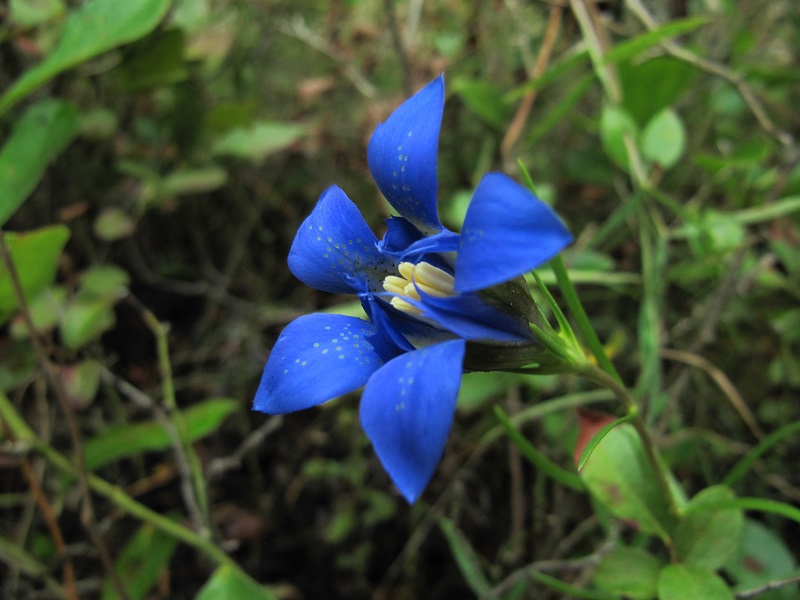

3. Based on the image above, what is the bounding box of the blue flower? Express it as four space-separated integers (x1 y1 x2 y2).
254 75 573 503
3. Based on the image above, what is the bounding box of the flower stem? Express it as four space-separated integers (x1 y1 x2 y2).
550 255 621 383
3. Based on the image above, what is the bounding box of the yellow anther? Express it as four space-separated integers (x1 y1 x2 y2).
390 296 423 317
382 261 456 318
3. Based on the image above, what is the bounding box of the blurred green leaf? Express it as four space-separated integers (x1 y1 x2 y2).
0 0 172 114
60 299 116 350
79 265 130 301
212 121 307 162
84 398 238 471
195 565 278 600
117 29 188 91
0 100 79 226
101 522 179 600
10 286 66 338
9 0 66 27
450 77 513 129
0 225 70 325
619 57 697 126
675 485 744 570
438 517 492 597
61 359 102 410
657 564 734 600
579 423 677 541
724 519 798 600
602 17 710 65
94 208 137 241
593 545 663 599
642 108 686 169
600 105 639 172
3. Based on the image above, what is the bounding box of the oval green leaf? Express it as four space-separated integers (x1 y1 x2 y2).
657 564 734 600
642 108 686 169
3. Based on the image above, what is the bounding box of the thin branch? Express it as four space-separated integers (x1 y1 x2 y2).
735 575 800 599
0 233 131 600
278 15 377 98
207 415 284 481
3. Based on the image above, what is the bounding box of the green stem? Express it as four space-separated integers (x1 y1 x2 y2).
140 307 211 535
0 391 237 570
550 255 622 383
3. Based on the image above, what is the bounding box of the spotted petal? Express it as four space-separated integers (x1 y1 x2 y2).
367 76 444 234
360 339 465 503
454 173 573 293
289 186 397 295
253 314 383 414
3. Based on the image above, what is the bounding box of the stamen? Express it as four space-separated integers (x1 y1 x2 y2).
382 261 457 318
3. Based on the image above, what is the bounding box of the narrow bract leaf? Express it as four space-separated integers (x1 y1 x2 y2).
84 398 238 471
0 0 173 114
602 17 710 65
438 517 493 597
0 100 79 226
101 523 179 600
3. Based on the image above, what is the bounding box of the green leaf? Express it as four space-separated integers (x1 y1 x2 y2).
576 412 635 471
619 57 697 126
9 0 66 27
61 359 102 410
0 100 79 226
593 545 663 599
116 29 188 91
438 517 492 597
602 17 710 66
642 109 686 169
60 299 116 350
94 208 137 241
600 105 639 172
494 405 584 491
212 121 307 162
0 0 173 114
84 398 238 472
101 522 179 600
78 265 130 302
578 423 677 541
194 565 278 600
0 225 70 325
724 519 798 600
675 485 744 570
450 77 513 129
657 564 734 600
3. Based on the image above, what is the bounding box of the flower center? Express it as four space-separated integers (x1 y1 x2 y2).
383 261 456 316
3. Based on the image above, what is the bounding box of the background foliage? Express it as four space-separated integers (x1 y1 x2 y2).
1 0 799 598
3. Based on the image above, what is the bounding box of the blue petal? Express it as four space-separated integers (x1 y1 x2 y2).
367 76 445 234
253 313 383 414
454 173 573 293
405 289 534 343
289 186 397 295
377 217 423 255
360 339 465 503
